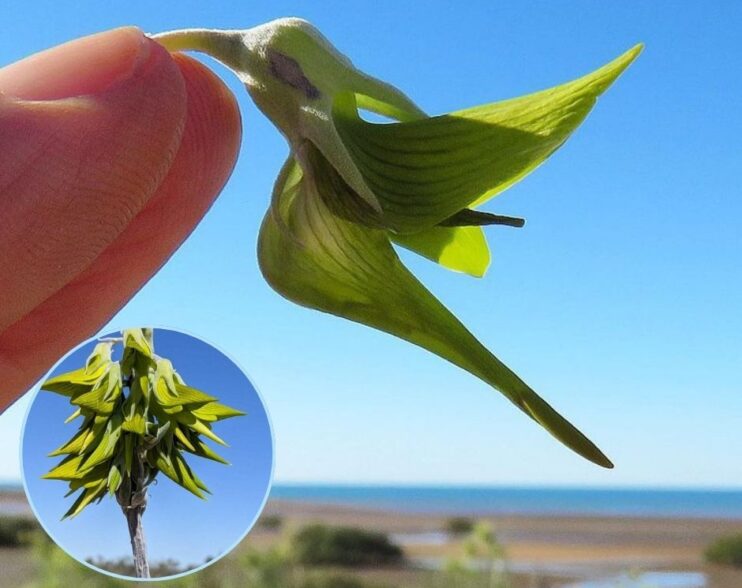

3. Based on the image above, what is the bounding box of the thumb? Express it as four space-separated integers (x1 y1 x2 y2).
0 27 187 333
0 30 241 411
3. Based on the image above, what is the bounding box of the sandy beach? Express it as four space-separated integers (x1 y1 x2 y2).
245 500 742 587
0 489 31 517
2 491 741 587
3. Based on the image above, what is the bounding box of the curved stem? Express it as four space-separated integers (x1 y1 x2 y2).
150 29 251 76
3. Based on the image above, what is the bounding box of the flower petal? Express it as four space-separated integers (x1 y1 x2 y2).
392 225 491 277
334 45 642 233
258 148 612 468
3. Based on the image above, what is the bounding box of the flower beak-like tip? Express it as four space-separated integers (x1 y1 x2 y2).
153 19 642 468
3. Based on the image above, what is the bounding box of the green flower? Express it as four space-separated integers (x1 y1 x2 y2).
154 19 642 467
41 329 244 519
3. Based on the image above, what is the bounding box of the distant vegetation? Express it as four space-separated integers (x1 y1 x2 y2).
24 537 397 588
242 548 390 588
86 556 201 577
0 516 40 548
438 522 507 588
6 516 508 587
705 534 742 568
259 514 284 530
445 517 475 536
299 577 368 588
292 525 403 568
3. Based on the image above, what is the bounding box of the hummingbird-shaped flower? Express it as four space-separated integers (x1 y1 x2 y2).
155 19 641 467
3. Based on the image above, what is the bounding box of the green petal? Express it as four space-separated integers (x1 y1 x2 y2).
334 45 642 234
154 359 179 396
63 463 109 495
169 384 218 407
157 449 205 499
70 365 121 415
191 402 246 422
80 415 108 453
63 408 82 424
173 425 196 451
392 225 490 277
173 411 228 447
123 328 154 358
154 449 178 483
84 342 114 373
173 453 206 499
62 480 107 520
41 361 109 397
184 437 230 465
258 152 612 467
121 381 147 435
190 469 211 495
43 455 87 481
107 463 122 496
48 428 88 457
79 413 123 469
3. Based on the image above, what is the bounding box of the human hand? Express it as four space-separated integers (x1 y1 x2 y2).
0 27 241 411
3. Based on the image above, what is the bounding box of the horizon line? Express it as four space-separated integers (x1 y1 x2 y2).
2 479 742 493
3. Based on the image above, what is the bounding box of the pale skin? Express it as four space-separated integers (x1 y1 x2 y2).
0 28 242 411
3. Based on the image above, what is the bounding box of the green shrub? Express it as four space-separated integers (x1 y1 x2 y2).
259 514 284 530
238 547 391 588
0 516 40 548
240 547 296 588
705 534 742 568
300 573 368 588
25 536 393 588
445 517 475 536
292 525 403 568
86 556 197 577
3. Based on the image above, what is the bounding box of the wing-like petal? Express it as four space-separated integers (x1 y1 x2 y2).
258 150 612 467
334 45 642 233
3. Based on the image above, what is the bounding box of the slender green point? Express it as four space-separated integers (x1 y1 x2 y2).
606 43 644 81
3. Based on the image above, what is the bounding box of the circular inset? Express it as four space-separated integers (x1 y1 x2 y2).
21 327 274 581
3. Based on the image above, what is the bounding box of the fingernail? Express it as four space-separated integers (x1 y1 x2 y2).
0 27 151 100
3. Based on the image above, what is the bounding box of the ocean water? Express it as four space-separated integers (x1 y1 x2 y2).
270 485 742 519
563 572 707 588
4 482 742 519
0 482 22 491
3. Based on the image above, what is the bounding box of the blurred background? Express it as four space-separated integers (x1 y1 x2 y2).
1 1 740 587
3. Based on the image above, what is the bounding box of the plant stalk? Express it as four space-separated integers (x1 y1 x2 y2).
116 404 151 577
125 504 150 578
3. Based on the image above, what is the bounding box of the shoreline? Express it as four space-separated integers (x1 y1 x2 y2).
3 491 741 586
0 490 31 517
248 499 742 586
263 498 742 530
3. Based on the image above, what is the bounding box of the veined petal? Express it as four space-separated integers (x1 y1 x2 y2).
191 401 246 422
333 45 642 233
62 479 107 520
258 149 612 468
392 225 491 277
41 341 114 398
123 328 154 358
153 21 638 278
41 367 101 397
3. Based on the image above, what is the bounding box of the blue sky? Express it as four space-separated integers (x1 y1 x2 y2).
1 1 740 489
22 329 273 571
